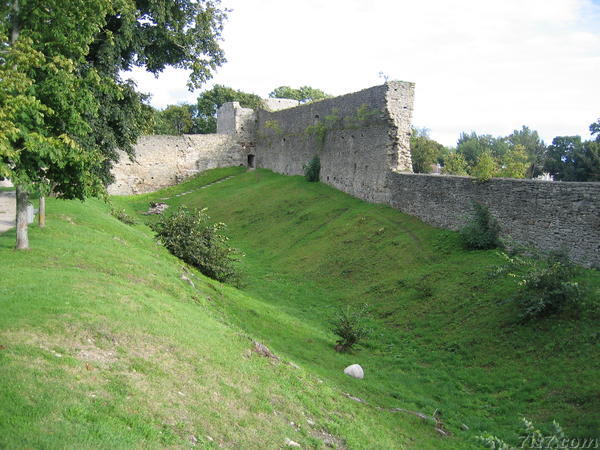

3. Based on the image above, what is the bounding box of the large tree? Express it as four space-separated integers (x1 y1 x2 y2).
1 0 227 249
507 126 546 177
590 118 600 142
84 0 227 184
151 104 197 135
497 145 529 179
1 0 112 249
543 121 600 182
543 136 585 181
409 128 445 173
456 132 509 167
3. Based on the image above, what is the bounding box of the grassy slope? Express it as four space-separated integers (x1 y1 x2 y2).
114 168 600 446
1 168 452 449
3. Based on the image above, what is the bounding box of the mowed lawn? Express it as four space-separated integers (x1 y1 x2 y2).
1 166 597 448
115 167 600 446
2 169 472 449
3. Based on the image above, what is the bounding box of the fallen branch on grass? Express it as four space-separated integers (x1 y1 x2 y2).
342 392 451 437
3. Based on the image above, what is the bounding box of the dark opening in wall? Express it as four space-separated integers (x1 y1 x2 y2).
247 154 255 168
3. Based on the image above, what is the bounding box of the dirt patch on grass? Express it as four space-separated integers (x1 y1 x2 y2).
311 428 347 449
77 347 117 365
1 328 119 366
57 214 77 225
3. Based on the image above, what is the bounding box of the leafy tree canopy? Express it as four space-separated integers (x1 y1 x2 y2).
456 132 509 166
470 150 498 182
507 126 546 177
1 0 228 187
151 104 197 135
1 0 228 248
269 86 330 103
497 145 529 179
544 135 600 182
590 118 600 142
410 128 445 174
86 0 227 88
442 152 469 176
0 0 112 198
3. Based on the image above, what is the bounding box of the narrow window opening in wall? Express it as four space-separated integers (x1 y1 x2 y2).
315 114 320 119
247 154 255 168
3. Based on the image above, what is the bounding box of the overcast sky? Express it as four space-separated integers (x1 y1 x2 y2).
126 0 600 147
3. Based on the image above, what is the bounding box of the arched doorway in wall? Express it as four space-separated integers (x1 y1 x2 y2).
247 154 255 168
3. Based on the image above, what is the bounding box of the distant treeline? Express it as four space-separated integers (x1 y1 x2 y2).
149 85 329 135
410 121 600 182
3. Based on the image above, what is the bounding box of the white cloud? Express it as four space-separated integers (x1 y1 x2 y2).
124 0 600 146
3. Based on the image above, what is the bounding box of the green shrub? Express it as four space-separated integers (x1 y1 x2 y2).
151 206 241 283
496 249 583 321
331 304 370 352
303 155 321 182
111 208 136 225
459 203 501 250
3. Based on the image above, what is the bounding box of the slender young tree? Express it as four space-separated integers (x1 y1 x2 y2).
1 0 111 249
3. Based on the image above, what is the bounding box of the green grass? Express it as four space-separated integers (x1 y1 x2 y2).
114 168 600 446
0 168 455 449
1 167 598 448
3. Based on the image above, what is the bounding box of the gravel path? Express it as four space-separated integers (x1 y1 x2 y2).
0 191 16 233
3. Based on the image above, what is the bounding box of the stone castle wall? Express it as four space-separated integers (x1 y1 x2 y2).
107 134 244 195
108 82 599 266
254 81 414 203
387 172 600 267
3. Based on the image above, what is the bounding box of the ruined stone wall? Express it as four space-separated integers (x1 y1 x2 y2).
216 102 256 142
106 82 599 266
108 134 244 195
387 172 600 267
254 81 415 203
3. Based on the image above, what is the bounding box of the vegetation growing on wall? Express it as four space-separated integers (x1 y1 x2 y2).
264 120 282 135
269 85 331 103
303 155 321 182
303 104 383 150
459 203 502 250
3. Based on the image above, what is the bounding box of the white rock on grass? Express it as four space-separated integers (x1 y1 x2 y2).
285 437 301 447
343 364 364 379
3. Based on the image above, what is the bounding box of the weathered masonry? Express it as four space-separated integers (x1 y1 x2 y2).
108 82 600 267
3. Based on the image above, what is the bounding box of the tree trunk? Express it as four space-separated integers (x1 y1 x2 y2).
15 186 29 250
10 0 20 44
39 196 46 228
